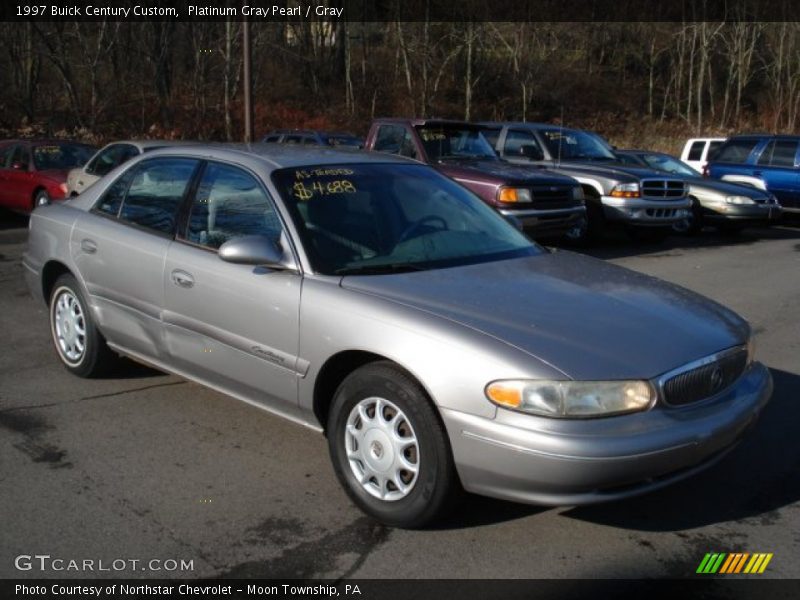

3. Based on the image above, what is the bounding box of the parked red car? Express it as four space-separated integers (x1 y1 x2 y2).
0 139 95 212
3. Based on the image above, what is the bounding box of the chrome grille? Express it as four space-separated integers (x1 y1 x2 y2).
642 179 686 199
530 185 578 209
662 348 748 406
645 208 679 218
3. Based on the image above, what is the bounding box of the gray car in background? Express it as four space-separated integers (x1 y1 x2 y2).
23 145 772 527
615 149 783 233
66 140 195 196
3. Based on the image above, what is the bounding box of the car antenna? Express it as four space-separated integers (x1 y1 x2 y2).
557 105 564 167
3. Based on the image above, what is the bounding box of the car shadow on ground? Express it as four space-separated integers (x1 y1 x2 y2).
0 208 29 231
432 367 799 531
550 224 800 261
562 367 800 531
101 356 166 379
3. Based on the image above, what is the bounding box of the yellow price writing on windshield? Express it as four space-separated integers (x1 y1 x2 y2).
293 179 357 201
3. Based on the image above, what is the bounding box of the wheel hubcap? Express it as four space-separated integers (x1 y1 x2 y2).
345 397 419 502
53 290 86 363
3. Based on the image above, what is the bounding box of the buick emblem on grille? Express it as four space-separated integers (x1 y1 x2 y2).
709 366 724 392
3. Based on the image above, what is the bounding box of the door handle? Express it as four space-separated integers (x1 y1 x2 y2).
80 239 97 254
171 269 195 288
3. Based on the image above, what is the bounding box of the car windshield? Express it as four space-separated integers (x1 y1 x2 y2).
33 143 94 170
539 129 617 161
414 126 497 161
272 163 540 275
640 153 700 176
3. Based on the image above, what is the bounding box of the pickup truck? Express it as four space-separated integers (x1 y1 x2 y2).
706 134 800 214
363 119 586 239
479 122 692 241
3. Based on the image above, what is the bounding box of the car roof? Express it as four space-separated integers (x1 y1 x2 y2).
478 121 576 131
374 118 483 129
619 149 671 156
143 142 414 170
102 139 197 149
727 133 800 140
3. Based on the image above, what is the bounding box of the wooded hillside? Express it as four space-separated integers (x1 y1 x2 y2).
1 21 798 152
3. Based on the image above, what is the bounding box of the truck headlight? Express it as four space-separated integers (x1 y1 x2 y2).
725 195 755 205
485 379 655 418
610 183 641 198
497 187 532 203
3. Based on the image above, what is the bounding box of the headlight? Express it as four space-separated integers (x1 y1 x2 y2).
725 195 755 205
610 183 641 198
497 187 532 203
485 379 655 418
571 186 585 201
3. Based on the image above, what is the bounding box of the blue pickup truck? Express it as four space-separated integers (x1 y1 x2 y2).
706 134 800 213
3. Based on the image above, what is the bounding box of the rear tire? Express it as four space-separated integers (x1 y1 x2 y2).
327 361 460 528
49 274 117 377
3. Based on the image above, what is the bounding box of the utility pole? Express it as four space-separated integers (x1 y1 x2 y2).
243 14 253 143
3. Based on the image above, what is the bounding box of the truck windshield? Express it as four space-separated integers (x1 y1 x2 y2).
414 126 497 161
540 129 617 161
272 163 539 275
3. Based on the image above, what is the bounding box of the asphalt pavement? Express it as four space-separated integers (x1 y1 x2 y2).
1 211 799 580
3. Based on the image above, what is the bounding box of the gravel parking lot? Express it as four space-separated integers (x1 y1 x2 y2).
1 211 799 580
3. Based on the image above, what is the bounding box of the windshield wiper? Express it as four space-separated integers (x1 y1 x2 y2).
335 263 428 276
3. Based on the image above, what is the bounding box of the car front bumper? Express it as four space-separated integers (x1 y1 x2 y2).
702 202 783 223
498 205 586 235
601 196 692 226
442 362 772 506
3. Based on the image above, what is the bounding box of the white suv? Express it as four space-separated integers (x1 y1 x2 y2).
681 137 726 172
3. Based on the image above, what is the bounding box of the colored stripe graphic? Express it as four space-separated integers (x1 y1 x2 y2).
699 552 772 574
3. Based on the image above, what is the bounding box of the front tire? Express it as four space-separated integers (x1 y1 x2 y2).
49 274 117 377
34 189 51 209
327 361 460 528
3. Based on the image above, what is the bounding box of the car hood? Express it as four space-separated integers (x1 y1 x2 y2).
341 252 748 381
437 159 576 186
685 177 769 198
550 161 676 183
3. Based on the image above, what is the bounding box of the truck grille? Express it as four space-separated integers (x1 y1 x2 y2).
642 179 686 199
530 185 578 209
662 348 748 406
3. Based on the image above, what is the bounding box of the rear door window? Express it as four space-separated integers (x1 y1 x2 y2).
707 140 724 160
687 141 705 161
118 158 199 235
757 139 799 168
503 129 542 157
374 125 417 158
715 139 760 163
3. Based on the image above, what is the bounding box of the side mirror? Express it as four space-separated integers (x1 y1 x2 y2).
504 214 524 231
218 235 296 271
11 161 27 171
519 145 543 161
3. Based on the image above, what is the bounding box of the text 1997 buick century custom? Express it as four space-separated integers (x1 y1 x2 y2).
23 145 772 528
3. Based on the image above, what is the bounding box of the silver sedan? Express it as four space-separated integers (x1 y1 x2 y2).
23 145 772 527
